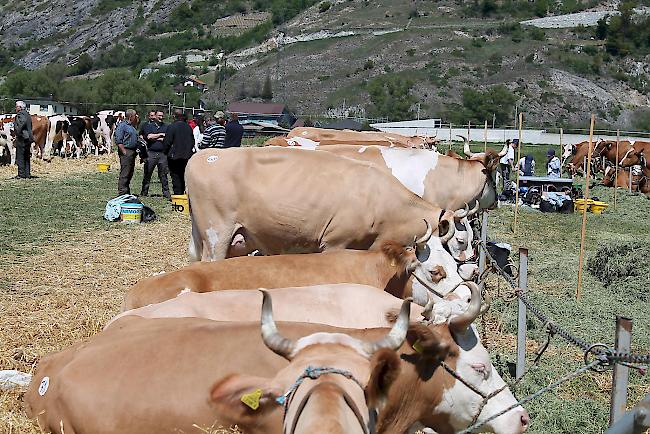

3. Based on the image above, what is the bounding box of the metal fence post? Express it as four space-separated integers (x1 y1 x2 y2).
604 393 649 434
610 316 633 426
478 212 488 289
629 170 633 193
516 247 529 380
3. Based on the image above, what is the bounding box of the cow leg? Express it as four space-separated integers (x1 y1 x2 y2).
10 143 16 166
199 223 250 261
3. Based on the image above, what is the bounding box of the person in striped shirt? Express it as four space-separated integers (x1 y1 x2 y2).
199 111 226 149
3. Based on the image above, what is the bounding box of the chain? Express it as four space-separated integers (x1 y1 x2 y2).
477 241 650 366
457 360 602 434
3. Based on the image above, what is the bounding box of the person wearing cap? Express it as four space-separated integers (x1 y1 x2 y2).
224 111 244 148
199 111 226 149
547 148 561 178
499 139 516 190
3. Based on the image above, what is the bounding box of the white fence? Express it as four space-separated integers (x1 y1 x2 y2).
370 120 650 146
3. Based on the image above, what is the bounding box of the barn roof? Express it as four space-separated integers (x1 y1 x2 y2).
227 101 287 115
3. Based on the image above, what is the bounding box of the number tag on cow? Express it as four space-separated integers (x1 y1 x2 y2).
38 376 49 396
241 388 262 410
207 155 219 163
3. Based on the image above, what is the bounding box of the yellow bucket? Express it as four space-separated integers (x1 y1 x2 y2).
171 194 190 215
590 201 609 214
574 198 594 212
97 163 111 173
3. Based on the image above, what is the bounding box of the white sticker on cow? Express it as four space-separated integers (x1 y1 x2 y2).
38 377 49 396
286 137 319 150
379 148 438 197
207 155 219 163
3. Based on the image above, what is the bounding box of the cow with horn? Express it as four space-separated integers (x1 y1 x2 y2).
186 146 470 302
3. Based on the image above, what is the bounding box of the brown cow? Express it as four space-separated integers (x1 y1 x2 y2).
112 284 427 329
602 165 650 195
122 242 470 311
186 147 465 292
25 285 529 434
26 293 411 434
0 115 48 163
282 126 438 148
619 141 650 169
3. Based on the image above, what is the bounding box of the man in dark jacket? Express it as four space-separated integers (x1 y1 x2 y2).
163 109 195 195
115 109 140 195
140 110 170 199
13 100 34 179
224 112 244 148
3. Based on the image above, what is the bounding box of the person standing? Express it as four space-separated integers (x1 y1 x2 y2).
547 149 561 178
163 109 195 195
499 139 516 190
140 110 170 199
515 154 536 177
115 109 140 195
224 112 244 148
199 111 226 149
13 100 34 179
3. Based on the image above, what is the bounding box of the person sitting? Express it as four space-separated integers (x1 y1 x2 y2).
516 154 536 177
547 149 561 178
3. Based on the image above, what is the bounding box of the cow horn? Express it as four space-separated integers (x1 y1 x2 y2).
458 135 474 157
439 215 456 244
467 200 480 217
259 289 296 359
497 143 509 157
448 282 481 334
362 298 411 354
414 219 433 246
454 203 469 219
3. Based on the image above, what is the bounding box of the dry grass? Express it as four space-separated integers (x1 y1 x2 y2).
0 156 197 432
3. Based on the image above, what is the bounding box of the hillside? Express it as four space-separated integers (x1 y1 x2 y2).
0 0 649 130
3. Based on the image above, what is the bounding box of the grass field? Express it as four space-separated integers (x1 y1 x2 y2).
0 146 648 433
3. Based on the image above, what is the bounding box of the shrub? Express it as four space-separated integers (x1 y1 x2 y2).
366 75 417 121
319 1 331 12
406 48 416 57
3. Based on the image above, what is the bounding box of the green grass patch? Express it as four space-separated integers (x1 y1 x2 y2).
0 166 175 256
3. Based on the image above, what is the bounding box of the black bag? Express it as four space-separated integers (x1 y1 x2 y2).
539 199 557 213
142 205 157 222
558 199 574 213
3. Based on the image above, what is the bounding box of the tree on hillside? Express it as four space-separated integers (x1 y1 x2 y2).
262 73 273 100
366 75 417 121
445 85 517 126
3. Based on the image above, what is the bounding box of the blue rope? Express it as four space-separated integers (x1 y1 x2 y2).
275 366 362 408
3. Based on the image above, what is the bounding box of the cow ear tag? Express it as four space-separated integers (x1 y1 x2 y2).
241 388 263 410
412 340 424 354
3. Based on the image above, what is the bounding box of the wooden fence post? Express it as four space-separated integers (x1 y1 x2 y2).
610 316 633 426
577 115 595 300
513 113 523 234
516 247 528 380
615 130 619 209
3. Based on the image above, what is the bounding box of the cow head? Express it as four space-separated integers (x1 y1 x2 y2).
446 202 479 263
379 283 530 434
410 218 477 305
620 146 646 168
210 291 410 434
460 137 501 210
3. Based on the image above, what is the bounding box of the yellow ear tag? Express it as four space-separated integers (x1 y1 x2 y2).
412 340 424 354
390 259 396 267
241 389 262 410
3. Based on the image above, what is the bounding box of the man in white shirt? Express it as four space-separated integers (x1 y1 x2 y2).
547 149 561 178
499 139 516 190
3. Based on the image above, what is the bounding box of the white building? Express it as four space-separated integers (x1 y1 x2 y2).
24 99 79 116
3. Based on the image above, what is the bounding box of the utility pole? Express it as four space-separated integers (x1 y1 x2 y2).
417 103 421 120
